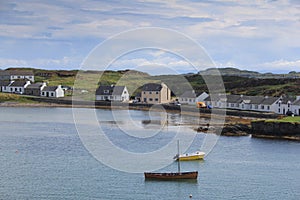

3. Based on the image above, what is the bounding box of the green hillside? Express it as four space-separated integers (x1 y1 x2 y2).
2 68 300 99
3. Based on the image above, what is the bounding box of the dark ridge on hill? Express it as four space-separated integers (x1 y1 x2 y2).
199 67 300 79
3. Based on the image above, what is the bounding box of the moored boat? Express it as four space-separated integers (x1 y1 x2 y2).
144 171 198 180
144 140 198 180
176 151 205 161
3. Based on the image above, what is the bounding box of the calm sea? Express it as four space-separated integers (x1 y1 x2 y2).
0 107 299 200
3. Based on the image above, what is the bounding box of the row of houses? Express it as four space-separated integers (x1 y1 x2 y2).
178 89 300 115
95 83 300 116
203 94 300 116
0 80 64 98
95 83 172 104
0 70 35 82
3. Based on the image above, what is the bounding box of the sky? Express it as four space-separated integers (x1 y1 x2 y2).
0 0 300 75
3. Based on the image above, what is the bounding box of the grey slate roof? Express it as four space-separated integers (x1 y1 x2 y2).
26 83 44 89
0 80 11 86
9 80 29 87
96 85 125 96
0 70 33 76
260 97 280 105
180 90 197 98
293 99 300 105
204 94 279 105
142 83 162 91
42 86 58 91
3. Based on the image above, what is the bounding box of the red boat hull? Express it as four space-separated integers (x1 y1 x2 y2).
144 171 198 180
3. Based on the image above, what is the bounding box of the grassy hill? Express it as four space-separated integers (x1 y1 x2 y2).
2 68 300 100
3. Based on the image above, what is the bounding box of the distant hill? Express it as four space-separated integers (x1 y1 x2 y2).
199 67 300 79
1 67 300 98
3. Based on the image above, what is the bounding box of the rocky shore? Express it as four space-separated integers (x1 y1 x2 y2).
195 123 251 136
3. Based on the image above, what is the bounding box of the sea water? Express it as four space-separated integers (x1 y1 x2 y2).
0 107 299 200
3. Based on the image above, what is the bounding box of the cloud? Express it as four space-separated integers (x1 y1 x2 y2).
0 0 299 73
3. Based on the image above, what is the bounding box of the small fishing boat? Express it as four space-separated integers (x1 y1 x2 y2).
144 141 198 180
144 171 198 180
175 151 205 161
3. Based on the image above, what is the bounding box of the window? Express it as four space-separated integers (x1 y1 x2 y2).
149 98 153 101
42 92 45 95
155 98 158 101
261 105 264 109
255 105 258 109
104 90 109 94
267 106 270 110
51 92 54 97
156 92 159 94
10 88 13 92
149 92 152 94
143 92 146 94
278 108 280 113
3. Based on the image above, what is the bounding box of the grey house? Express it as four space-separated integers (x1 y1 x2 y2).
24 82 47 96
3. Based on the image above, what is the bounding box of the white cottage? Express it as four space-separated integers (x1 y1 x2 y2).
96 85 129 102
41 85 64 98
4 80 31 94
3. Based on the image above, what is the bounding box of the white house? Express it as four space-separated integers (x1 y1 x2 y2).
41 85 64 98
3 80 31 94
96 85 129 102
179 90 197 105
292 96 300 115
204 94 280 113
0 70 34 82
0 80 11 92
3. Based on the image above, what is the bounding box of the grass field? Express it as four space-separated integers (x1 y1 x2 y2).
265 116 300 123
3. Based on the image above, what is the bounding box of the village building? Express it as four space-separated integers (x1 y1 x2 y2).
24 82 47 96
0 70 34 82
95 85 129 102
41 85 64 98
179 90 197 105
0 80 11 92
204 94 280 113
3 80 31 94
141 83 171 104
292 97 300 115
179 91 209 105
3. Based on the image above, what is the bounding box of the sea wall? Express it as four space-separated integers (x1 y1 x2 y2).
251 120 300 140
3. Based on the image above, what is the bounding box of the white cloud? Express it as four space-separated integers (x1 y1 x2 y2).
0 0 299 73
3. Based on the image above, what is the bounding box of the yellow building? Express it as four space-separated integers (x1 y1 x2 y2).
141 83 171 104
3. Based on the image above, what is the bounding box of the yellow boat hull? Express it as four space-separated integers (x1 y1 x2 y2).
178 151 205 161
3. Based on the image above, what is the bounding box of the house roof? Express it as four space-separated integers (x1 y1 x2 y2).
0 80 11 86
0 70 34 76
26 83 45 89
293 99 300 105
142 83 162 91
260 97 279 105
9 80 30 87
204 94 279 105
8 70 33 76
42 86 58 91
278 96 296 104
180 90 197 98
96 85 126 96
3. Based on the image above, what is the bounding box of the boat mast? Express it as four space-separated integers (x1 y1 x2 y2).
177 140 181 173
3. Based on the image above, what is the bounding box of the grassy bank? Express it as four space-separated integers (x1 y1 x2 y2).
0 93 37 103
265 116 300 123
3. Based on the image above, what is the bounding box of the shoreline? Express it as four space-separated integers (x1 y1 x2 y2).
3 101 299 141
